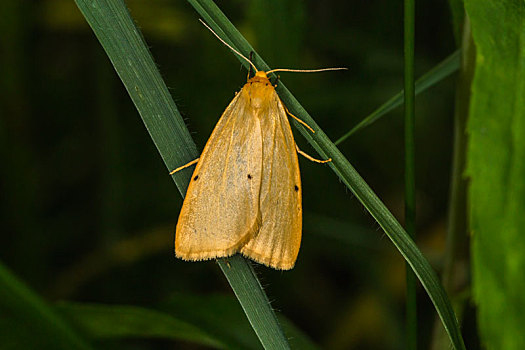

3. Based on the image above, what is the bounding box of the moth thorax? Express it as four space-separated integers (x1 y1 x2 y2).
245 71 273 109
247 86 272 109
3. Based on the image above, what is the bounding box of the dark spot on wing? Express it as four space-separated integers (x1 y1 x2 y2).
294 185 299 192
247 174 252 179
193 175 199 181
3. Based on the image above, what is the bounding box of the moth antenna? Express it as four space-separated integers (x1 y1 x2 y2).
199 19 258 73
266 67 347 75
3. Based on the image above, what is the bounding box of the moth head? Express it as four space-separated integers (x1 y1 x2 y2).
244 71 272 87
255 71 268 79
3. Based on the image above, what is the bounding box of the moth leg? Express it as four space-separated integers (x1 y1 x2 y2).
296 145 331 163
271 74 280 87
284 106 315 133
224 259 232 268
247 51 255 80
169 158 199 175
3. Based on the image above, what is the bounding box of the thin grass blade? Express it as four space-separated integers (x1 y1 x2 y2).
218 256 290 349
403 0 417 347
335 49 460 145
0 262 92 349
56 302 226 348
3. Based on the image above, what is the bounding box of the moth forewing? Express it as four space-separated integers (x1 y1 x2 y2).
240 90 302 270
175 90 263 261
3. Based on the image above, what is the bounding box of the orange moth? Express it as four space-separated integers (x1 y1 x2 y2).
171 21 343 269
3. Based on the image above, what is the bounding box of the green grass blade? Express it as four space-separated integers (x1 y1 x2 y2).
57 295 320 350
56 302 225 348
164 293 318 350
0 261 92 350
335 49 460 145
188 1 465 349
403 0 417 347
74 1 291 349
217 256 289 349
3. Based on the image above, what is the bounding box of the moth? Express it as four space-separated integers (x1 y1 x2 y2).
171 21 342 269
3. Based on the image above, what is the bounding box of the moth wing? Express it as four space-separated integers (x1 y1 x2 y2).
176 93 263 261
241 94 302 270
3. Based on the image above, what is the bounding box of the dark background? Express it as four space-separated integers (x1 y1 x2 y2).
0 0 460 348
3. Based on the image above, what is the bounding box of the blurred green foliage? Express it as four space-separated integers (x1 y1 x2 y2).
0 0 486 349
465 0 525 349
